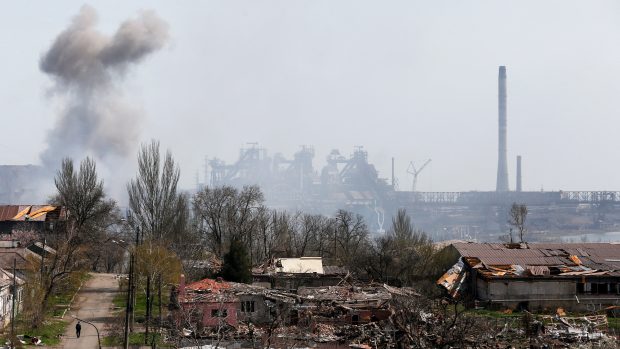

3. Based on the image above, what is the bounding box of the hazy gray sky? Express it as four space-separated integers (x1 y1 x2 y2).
2 1 620 195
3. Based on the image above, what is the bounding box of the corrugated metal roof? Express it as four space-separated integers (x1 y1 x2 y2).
453 242 620 270
0 206 19 221
0 205 61 222
454 242 620 260
478 256 570 266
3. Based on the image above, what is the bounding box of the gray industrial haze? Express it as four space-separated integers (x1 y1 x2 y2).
2 1 620 195
205 142 620 242
1 2 620 243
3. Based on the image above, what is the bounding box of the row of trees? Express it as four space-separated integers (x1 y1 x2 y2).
192 185 454 286
25 140 453 330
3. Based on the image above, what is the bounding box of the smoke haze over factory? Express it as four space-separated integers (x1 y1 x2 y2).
2 1 620 197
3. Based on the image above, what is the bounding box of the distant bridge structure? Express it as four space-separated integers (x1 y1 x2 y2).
396 191 620 206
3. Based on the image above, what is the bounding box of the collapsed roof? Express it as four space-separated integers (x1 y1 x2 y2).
438 242 620 296
0 205 63 222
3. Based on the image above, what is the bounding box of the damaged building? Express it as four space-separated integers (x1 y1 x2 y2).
0 205 65 235
252 257 348 291
296 284 418 326
173 274 418 347
176 276 296 329
438 242 620 311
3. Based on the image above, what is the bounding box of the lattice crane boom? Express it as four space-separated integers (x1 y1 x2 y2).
407 159 432 192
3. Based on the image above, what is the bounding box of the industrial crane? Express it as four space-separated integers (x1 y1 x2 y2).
407 159 432 192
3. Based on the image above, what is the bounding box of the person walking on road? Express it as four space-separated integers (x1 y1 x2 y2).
75 321 82 338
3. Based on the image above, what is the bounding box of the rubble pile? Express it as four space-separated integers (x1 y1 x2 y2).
173 270 620 348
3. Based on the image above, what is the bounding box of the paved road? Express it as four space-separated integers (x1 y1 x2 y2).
60 273 119 349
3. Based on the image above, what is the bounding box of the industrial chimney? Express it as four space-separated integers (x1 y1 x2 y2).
496 66 509 192
516 155 522 192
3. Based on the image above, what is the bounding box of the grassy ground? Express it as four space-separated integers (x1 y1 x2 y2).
112 286 169 324
20 318 67 345
607 317 620 330
471 309 523 319
102 332 170 347
47 271 91 318
0 271 91 346
109 284 173 346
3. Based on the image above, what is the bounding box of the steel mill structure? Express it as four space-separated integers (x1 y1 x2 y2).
204 66 620 240
3 66 620 241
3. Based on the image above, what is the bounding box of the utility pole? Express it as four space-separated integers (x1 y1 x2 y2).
132 228 140 332
123 252 133 349
10 258 16 349
40 235 46 287
145 274 150 344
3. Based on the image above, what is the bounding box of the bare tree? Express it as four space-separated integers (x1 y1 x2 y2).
363 209 436 286
126 140 184 342
127 140 182 241
23 157 117 326
508 203 528 243
52 157 117 237
193 185 264 258
333 210 369 267
389 295 485 348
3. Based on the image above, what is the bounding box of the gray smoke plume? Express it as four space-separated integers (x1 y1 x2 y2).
39 5 168 170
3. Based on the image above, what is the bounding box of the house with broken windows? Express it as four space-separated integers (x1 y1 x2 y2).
175 276 296 330
438 242 620 311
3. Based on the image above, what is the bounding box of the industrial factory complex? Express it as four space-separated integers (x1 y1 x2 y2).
203 66 620 241
2 66 620 242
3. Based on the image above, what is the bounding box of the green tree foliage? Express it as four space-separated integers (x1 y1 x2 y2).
220 239 252 283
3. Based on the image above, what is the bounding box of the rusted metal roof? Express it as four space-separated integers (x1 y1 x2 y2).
478 256 570 266
0 205 62 222
527 265 550 276
0 206 19 221
453 242 620 261
451 242 620 278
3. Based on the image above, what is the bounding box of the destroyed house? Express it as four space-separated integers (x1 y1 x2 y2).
176 276 296 329
0 205 64 235
296 284 417 326
252 257 348 291
438 242 620 311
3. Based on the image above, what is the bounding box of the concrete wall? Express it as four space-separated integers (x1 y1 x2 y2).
180 301 239 328
488 279 575 300
237 294 271 324
477 278 620 312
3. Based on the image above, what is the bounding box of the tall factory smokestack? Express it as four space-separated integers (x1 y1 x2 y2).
516 155 522 192
391 157 395 188
496 66 509 192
